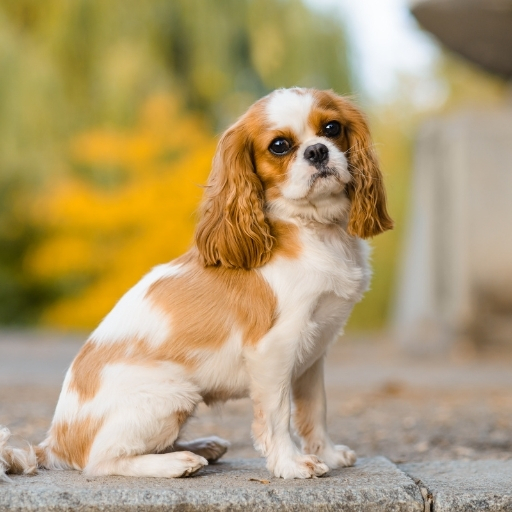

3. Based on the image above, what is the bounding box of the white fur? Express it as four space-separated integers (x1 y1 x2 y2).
91 264 182 346
291 358 356 469
85 362 201 473
89 451 208 478
191 331 250 402
49 370 81 426
0 427 12 483
266 88 315 135
280 138 350 201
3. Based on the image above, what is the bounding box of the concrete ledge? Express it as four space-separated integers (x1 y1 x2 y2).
1 457 423 512
401 460 512 512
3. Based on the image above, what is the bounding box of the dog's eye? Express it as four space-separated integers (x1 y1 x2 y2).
323 121 341 138
269 138 291 155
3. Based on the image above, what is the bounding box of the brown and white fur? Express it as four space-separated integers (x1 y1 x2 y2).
0 88 392 481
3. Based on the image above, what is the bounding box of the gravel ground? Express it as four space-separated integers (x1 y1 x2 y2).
1 332 512 465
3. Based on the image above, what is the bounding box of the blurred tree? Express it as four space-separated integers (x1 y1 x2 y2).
0 0 351 326
27 95 216 328
151 0 352 126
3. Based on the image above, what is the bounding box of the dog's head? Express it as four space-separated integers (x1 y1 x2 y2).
195 88 393 269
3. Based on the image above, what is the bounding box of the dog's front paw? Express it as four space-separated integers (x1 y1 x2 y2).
271 454 329 479
320 444 357 469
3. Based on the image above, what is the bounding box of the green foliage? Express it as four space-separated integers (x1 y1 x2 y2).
0 179 59 324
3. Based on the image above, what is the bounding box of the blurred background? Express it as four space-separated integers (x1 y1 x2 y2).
0 0 510 349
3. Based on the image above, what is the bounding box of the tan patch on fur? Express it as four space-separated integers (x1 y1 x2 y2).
68 250 276 403
174 410 190 428
34 446 47 468
304 460 317 470
49 417 104 469
3 451 23 474
1 447 37 475
292 398 317 441
148 252 277 349
251 401 268 454
307 106 350 154
69 337 194 403
68 341 125 402
194 96 306 268
255 126 299 201
202 389 240 406
270 220 302 260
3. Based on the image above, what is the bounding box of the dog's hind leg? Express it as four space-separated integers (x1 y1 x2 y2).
83 402 207 478
88 451 208 478
77 364 206 478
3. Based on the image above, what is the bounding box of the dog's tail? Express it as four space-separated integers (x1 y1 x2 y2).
0 426 45 483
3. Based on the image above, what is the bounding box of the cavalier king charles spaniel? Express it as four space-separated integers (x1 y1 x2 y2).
1 88 392 481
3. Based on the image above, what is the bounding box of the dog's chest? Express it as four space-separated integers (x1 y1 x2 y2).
299 225 368 300
296 291 348 368
264 226 370 373
267 226 369 308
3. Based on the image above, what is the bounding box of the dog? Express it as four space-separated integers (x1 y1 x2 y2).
0 88 392 481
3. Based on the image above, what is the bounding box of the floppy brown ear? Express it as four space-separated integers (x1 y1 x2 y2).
195 123 274 269
344 105 394 238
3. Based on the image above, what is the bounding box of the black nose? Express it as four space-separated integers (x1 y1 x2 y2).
304 143 329 165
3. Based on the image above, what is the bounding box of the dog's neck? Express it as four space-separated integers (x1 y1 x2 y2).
265 191 350 228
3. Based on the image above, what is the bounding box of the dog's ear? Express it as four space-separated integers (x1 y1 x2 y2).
195 123 274 269
344 104 393 238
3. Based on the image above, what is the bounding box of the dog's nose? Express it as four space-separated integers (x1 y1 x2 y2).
304 143 329 165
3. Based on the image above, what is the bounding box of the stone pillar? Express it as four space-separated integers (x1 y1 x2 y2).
395 107 512 352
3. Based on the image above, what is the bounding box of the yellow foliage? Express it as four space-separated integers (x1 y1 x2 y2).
27 93 216 329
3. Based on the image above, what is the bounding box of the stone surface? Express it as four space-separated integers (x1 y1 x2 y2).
401 460 512 512
1 457 424 512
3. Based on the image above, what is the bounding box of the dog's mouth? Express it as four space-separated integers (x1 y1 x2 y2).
309 166 340 187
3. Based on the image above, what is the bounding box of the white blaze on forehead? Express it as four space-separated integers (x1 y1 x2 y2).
266 89 315 135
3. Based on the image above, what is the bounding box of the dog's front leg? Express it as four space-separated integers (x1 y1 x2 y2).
292 356 356 469
247 349 329 479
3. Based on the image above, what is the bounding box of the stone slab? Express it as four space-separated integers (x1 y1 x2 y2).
401 460 512 512
0 457 423 512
